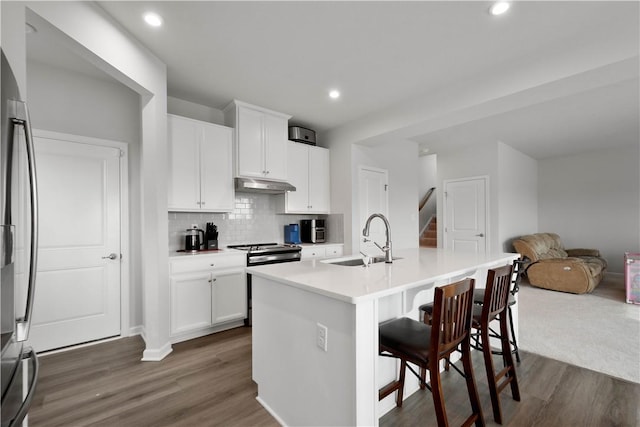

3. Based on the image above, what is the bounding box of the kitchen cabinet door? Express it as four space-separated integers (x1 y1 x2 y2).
236 106 265 178
211 271 246 324
281 142 330 214
284 141 309 212
226 100 291 181
170 272 213 334
201 123 234 211
168 114 235 212
168 115 200 211
263 113 288 181
308 145 330 213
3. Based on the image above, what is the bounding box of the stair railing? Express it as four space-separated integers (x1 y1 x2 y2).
419 187 435 212
419 187 436 236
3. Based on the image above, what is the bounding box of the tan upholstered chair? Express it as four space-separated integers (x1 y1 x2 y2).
512 233 607 294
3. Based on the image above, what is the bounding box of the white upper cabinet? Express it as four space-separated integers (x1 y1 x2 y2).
281 141 330 214
224 100 291 181
168 114 234 212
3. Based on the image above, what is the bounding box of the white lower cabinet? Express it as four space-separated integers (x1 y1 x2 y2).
301 244 344 260
212 271 247 324
169 253 246 342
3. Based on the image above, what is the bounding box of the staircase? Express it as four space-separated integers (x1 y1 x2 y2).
420 217 437 248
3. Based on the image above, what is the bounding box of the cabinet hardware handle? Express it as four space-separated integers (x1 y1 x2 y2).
475 233 485 237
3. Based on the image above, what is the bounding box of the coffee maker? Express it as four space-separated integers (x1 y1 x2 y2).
185 225 205 251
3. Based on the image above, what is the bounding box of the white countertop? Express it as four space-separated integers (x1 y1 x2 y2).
248 248 519 304
168 248 243 260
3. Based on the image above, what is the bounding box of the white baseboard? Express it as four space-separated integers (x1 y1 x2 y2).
128 325 143 337
141 341 173 362
169 320 246 344
255 396 288 426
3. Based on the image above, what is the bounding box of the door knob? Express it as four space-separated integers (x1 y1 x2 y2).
475 233 485 237
102 253 118 260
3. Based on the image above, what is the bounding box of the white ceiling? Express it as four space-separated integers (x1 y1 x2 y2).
26 1 639 159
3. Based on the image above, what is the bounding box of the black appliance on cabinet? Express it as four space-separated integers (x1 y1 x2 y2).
1 50 40 427
301 219 325 243
228 243 301 326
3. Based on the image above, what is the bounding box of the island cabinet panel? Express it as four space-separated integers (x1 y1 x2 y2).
224 100 291 181
168 114 234 212
252 276 376 426
169 253 246 343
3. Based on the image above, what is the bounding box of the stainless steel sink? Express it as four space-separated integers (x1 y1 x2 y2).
325 256 401 267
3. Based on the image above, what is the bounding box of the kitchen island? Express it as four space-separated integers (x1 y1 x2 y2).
249 247 519 426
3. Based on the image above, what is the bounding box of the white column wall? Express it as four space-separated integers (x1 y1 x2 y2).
497 142 538 252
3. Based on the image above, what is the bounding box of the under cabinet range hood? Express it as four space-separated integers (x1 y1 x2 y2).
234 177 296 194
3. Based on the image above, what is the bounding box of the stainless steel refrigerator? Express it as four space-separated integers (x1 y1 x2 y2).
1 49 39 427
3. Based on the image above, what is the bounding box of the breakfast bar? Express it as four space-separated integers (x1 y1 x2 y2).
249 248 519 426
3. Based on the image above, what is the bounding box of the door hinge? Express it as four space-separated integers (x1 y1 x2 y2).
384 184 388 191
119 150 125 158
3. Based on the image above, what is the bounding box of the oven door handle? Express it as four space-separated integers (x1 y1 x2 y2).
248 252 301 265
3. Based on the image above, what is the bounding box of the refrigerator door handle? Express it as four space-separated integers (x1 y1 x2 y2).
12 102 39 343
8 348 39 427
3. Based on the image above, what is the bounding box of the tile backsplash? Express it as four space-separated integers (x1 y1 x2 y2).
168 193 343 252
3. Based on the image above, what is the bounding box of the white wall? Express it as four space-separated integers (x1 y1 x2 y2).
418 153 437 232
435 141 540 254
351 141 419 253
326 134 353 252
27 60 140 143
167 96 225 125
26 59 144 332
539 145 640 273
436 141 501 252
24 1 171 360
497 142 538 251
419 154 437 196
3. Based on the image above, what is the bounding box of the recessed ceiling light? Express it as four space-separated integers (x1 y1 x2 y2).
143 12 163 27
489 2 510 16
329 90 340 99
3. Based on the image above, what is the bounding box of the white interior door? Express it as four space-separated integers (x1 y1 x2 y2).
29 136 121 352
358 166 389 255
444 177 487 254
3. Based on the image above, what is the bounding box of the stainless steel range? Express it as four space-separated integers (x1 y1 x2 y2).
228 243 302 325
228 242 302 266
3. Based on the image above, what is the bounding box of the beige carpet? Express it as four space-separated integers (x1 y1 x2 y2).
518 273 640 384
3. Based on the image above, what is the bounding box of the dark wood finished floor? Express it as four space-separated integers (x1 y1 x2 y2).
29 327 639 427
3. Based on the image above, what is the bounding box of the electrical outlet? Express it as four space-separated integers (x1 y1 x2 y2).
316 323 328 352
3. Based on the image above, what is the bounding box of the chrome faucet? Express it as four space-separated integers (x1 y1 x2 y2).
362 213 393 263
